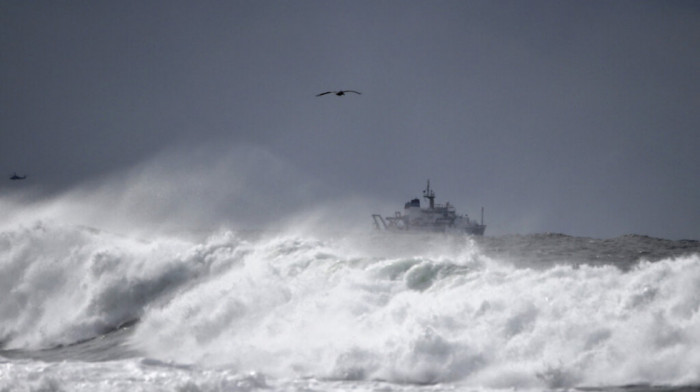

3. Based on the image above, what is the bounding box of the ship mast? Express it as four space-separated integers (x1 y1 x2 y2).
423 180 435 209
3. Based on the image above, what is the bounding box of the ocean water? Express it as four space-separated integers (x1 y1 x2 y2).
1 217 699 392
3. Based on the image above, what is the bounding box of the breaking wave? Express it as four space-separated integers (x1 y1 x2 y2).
1 220 699 389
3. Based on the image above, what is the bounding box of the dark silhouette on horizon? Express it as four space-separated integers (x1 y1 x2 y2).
316 90 361 97
10 173 27 180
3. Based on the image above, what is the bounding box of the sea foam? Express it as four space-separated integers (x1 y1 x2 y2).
124 231 700 388
1 217 699 389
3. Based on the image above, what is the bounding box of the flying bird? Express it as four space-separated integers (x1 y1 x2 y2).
10 173 27 180
316 90 361 97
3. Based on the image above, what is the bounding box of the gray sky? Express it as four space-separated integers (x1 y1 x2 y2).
2 1 699 239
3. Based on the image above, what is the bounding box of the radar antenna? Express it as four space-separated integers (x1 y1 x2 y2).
423 180 435 209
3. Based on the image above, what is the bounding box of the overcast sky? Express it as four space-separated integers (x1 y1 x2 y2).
1 1 699 239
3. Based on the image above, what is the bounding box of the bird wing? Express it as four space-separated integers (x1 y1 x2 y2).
316 91 333 96
344 90 361 94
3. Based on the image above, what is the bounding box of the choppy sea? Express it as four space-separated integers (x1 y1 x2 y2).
1 221 699 391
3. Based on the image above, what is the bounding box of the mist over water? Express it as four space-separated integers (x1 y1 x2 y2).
1 144 377 237
1 148 699 391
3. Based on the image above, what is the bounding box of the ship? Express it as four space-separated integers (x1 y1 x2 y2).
372 180 486 235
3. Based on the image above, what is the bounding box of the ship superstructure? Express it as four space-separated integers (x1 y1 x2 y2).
372 180 486 235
